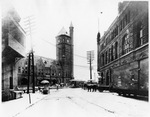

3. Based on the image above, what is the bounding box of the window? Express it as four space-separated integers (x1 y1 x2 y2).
108 48 111 63
137 22 144 47
122 34 130 55
105 51 107 64
115 42 118 59
140 29 143 38
127 11 130 23
25 61 28 65
125 14 128 26
18 67 21 73
111 45 113 61
101 54 104 66
140 25 144 45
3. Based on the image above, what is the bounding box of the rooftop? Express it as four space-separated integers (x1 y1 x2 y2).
57 27 69 36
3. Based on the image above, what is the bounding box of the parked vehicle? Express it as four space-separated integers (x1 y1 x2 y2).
42 87 50 94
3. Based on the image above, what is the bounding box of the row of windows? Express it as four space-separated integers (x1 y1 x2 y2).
100 23 146 67
19 69 56 76
120 11 130 32
18 67 70 77
101 11 130 50
57 38 70 44
100 41 119 66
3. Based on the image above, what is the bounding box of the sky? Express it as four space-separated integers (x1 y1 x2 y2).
3 0 123 81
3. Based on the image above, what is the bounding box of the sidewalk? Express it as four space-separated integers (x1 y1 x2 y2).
1 90 56 117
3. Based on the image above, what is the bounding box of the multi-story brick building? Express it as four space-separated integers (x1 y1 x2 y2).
97 1 148 95
2 6 26 90
17 55 58 86
56 23 74 84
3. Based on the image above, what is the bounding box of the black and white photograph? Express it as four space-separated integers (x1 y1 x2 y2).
1 0 149 117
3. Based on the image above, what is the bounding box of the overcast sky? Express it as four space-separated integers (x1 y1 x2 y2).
3 0 123 81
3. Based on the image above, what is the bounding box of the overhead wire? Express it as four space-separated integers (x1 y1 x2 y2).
23 17 95 70
40 38 88 59
40 38 97 69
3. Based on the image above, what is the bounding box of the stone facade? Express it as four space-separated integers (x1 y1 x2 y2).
56 24 74 84
97 1 148 91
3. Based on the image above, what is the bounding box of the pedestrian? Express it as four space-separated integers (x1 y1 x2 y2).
87 84 91 92
38 86 40 92
56 84 59 90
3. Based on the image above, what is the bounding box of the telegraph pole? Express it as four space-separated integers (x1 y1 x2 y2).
87 51 94 80
24 15 36 93
31 52 35 93
90 56 92 79
27 53 31 94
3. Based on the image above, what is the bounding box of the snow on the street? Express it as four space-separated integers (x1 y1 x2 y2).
4 88 149 117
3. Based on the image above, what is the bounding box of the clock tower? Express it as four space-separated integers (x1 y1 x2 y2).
56 23 74 84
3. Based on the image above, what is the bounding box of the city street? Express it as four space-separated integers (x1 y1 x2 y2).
2 1 149 117
7 88 149 117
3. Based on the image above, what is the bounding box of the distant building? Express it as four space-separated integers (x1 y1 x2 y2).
97 1 148 90
2 6 26 90
17 55 58 86
56 23 74 84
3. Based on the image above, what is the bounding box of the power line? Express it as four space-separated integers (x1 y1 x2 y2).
40 38 87 59
41 38 56 46
74 64 89 68
31 38 97 69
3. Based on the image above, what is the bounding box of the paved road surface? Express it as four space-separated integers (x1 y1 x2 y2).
15 88 149 117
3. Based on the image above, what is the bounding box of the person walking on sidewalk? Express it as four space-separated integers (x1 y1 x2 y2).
56 84 59 90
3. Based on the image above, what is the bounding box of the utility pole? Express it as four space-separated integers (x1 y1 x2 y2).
31 52 35 93
87 51 94 80
24 15 36 93
27 53 31 94
89 54 92 80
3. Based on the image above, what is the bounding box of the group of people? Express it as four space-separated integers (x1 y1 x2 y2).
83 83 98 92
